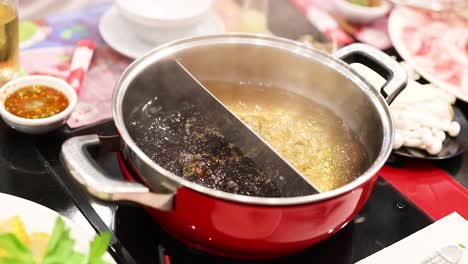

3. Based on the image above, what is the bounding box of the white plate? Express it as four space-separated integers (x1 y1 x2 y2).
99 6 225 59
0 192 115 263
388 7 468 102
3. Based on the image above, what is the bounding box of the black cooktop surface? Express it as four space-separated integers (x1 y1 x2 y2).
17 119 431 264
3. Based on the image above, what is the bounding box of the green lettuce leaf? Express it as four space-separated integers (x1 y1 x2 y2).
87 232 111 264
41 217 77 264
0 217 112 264
0 233 35 264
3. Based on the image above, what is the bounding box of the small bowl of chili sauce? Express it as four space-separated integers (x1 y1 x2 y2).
0 75 77 134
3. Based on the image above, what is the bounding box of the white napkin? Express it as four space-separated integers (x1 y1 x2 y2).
357 212 468 264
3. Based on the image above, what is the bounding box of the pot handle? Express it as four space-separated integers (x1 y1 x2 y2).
61 134 174 211
334 43 408 104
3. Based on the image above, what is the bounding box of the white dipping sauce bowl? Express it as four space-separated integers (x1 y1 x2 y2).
334 0 391 24
0 75 77 134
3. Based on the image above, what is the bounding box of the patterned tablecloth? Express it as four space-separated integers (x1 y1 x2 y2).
19 1 129 128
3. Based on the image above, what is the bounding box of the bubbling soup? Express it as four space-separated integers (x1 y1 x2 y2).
204 80 370 192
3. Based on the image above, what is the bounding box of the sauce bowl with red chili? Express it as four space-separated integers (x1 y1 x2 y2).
0 75 77 134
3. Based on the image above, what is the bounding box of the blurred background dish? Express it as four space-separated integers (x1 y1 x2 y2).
333 0 392 24
99 7 152 59
116 0 212 28
388 7 468 102
99 6 224 59
388 0 468 11
115 0 213 44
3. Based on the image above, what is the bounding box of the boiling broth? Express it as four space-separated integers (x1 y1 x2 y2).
132 103 282 197
204 80 369 192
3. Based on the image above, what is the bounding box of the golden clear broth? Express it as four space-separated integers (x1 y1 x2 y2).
204 80 369 192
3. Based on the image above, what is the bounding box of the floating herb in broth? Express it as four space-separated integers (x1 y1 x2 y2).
204 80 369 192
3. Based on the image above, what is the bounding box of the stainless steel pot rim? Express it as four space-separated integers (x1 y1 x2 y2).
113 33 394 206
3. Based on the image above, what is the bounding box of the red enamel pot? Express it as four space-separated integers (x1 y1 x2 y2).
61 34 407 259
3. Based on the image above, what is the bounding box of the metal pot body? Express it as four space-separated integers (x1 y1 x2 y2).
61 34 407 258
118 152 377 258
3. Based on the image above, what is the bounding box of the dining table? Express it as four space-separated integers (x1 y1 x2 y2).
1 0 467 263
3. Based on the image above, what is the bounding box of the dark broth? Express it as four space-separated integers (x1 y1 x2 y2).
132 104 282 197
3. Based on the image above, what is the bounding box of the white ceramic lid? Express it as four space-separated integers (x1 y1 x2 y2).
115 0 212 27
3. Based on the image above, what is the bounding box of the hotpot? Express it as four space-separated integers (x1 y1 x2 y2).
61 34 407 258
